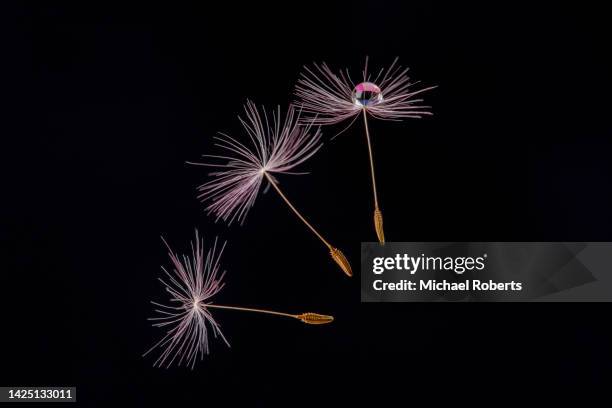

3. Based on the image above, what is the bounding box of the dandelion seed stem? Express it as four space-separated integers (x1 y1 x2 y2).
205 304 298 320
362 109 379 210
264 172 332 249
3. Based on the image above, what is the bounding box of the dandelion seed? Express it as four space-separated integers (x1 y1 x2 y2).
295 57 435 243
144 231 335 369
190 101 352 277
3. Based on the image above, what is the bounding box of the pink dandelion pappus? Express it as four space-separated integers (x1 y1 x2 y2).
190 101 352 277
193 101 322 226
143 231 229 368
294 57 436 244
295 56 434 124
144 231 334 369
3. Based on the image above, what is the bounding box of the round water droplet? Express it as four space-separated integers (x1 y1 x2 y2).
352 82 383 107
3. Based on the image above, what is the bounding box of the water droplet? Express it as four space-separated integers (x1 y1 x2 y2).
352 82 383 107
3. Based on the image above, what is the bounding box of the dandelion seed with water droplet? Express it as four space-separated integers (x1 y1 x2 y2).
295 57 435 243
190 101 352 277
144 231 334 369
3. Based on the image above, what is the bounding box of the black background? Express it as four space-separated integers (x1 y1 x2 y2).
2 1 611 405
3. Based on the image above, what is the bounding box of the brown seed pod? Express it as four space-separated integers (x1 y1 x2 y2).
374 207 385 244
297 313 334 325
329 247 352 277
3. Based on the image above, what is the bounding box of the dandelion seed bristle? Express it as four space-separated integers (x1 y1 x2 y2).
295 58 434 125
144 231 230 369
192 101 323 225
